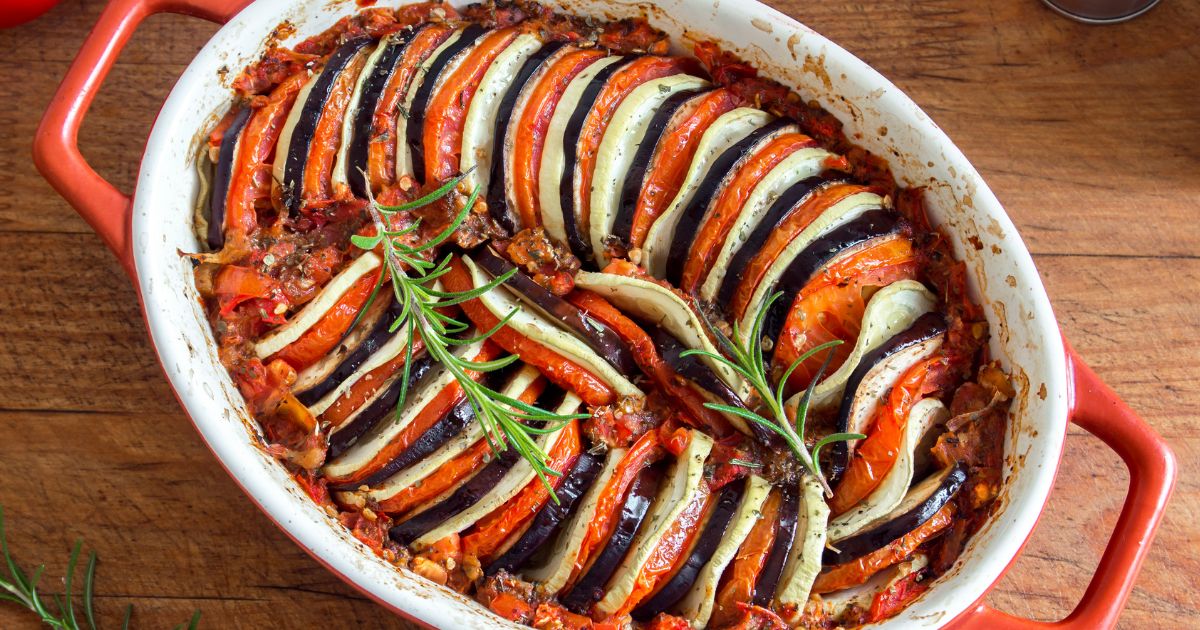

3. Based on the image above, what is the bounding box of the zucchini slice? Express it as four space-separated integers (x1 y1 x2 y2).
253 252 381 359
589 74 710 267
642 107 773 278
774 474 829 607
463 256 642 398
592 431 714 617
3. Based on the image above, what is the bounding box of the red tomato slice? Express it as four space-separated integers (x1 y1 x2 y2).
629 88 740 250
867 570 929 623
303 48 371 207
422 28 520 182
462 419 582 563
367 24 454 192
317 335 428 429
441 257 618 406
771 234 921 394
710 488 782 628
270 268 381 371
829 355 946 516
678 132 816 293
511 48 609 230
728 183 869 321
812 503 954 594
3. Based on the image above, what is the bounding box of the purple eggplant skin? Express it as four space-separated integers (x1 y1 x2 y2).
404 24 487 184
611 88 708 247
823 464 966 565
751 483 800 606
663 118 792 286
281 37 373 215
827 311 947 485
473 248 638 374
631 477 746 621
560 465 662 614
296 297 404 406
715 175 843 307
388 447 522 545
352 397 475 490
346 28 418 199
759 210 903 358
487 42 565 233
207 106 251 250
325 354 434 461
557 57 636 269
486 452 604 575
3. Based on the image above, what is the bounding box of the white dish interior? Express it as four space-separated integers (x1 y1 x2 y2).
130 0 1068 627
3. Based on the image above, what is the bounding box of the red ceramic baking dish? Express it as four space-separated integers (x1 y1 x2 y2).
33 0 1175 627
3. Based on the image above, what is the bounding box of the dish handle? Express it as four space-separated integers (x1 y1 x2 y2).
955 342 1175 629
32 0 249 278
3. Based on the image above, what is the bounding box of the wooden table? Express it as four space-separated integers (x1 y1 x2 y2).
1 1 1195 627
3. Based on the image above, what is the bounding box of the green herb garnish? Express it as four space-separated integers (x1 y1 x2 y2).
683 291 864 496
350 173 586 499
0 507 201 629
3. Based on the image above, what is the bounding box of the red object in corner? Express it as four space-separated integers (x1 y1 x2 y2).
1 0 61 28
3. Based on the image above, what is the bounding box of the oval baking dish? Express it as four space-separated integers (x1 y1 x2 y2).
33 0 1175 628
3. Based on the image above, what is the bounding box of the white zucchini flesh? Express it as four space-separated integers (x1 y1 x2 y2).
411 393 584 549
589 74 711 267
365 365 542 502
594 431 715 617
459 33 544 193
817 554 928 621
394 29 465 180
572 271 752 432
801 279 936 413
524 446 626 595
675 475 771 628
292 295 388 395
697 147 836 302
537 55 624 244
332 42 385 193
827 398 948 541
320 337 487 479
734 190 885 347
642 107 773 278
271 71 319 186
253 252 381 359
844 335 944 444
463 257 642 397
776 475 830 607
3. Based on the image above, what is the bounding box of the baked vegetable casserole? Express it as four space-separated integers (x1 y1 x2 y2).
190 2 1013 627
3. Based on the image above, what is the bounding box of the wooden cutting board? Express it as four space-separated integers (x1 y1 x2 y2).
0 0 1195 627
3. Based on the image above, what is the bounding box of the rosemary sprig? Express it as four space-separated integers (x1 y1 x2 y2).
0 507 200 629
682 291 864 496
351 173 587 499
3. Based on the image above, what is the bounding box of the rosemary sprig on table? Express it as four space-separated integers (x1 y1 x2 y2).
684 291 864 496
349 174 586 499
0 507 201 630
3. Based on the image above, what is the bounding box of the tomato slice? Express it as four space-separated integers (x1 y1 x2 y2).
462 419 583 563
321 342 505 486
563 429 665 592
812 503 954 594
511 48 609 230
367 24 454 192
771 234 920 394
866 570 929 623
608 483 712 618
572 56 696 256
303 48 371 207
566 289 735 438
678 132 816 294
628 88 740 250
441 257 618 406
829 355 946 516
317 335 428 429
269 268 382 371
422 27 520 183
224 71 307 252
710 489 782 628
728 183 868 321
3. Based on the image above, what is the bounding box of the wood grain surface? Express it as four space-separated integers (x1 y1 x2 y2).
1 0 1196 628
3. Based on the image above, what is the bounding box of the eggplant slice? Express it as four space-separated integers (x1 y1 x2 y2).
589 75 709 267
641 107 773 278
751 482 800 606
823 464 966 565
207 106 251 250
326 353 434 462
340 29 417 198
